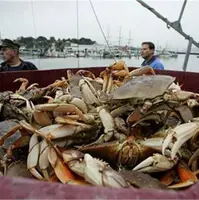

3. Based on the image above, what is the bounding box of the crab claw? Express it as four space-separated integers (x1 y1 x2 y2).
133 153 178 173
84 154 129 188
167 161 197 189
162 122 199 160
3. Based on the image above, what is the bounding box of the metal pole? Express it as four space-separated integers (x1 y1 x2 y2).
183 37 193 71
136 0 199 49
76 0 80 68
178 0 187 22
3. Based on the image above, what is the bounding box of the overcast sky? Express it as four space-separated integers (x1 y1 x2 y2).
0 0 198 50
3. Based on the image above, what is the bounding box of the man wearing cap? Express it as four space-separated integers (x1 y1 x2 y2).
0 39 38 72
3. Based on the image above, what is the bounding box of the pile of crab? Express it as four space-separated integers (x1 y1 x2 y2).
0 60 199 190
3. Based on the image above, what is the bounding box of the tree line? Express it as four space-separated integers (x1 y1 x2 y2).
2 36 96 51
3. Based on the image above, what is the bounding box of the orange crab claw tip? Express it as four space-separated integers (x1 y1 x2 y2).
167 180 195 189
48 148 75 184
178 163 198 182
159 170 176 186
53 159 75 184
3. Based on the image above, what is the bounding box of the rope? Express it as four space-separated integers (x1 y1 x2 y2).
30 0 40 68
88 0 117 62
76 0 80 68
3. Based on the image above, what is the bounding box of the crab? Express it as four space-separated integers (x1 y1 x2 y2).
162 122 199 160
98 74 199 142
32 102 96 126
101 61 155 88
0 120 88 183
0 120 31 159
78 121 199 173
62 150 129 188
11 77 68 107
132 153 178 173
78 136 161 169
0 102 30 122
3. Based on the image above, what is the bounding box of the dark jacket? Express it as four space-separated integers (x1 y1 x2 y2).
0 59 38 72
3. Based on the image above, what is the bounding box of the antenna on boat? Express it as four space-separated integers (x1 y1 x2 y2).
136 0 199 72
89 0 117 62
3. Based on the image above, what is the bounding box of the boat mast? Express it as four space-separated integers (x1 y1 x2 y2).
106 25 111 48
128 30 132 47
118 26 122 47
136 0 199 72
0 30 2 44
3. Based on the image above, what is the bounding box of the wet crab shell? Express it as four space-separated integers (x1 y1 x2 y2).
110 75 176 100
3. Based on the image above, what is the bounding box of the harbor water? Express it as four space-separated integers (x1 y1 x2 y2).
0 54 198 72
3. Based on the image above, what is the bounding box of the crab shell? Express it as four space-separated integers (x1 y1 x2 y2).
110 75 175 100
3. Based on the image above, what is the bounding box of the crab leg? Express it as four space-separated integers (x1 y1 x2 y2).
35 103 89 123
96 106 115 142
129 66 156 77
19 120 54 146
112 70 128 77
7 135 30 158
27 134 44 180
112 80 123 87
79 79 100 105
70 97 88 114
26 83 39 90
48 147 76 184
162 122 199 159
167 180 195 189
46 80 68 89
110 104 133 118
67 70 74 80
39 139 50 180
106 74 113 94
0 124 23 145
33 110 52 126
188 149 199 167
14 78 29 93
11 93 30 105
55 116 89 126
133 153 178 173
100 69 110 93
76 70 96 79
38 124 92 140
